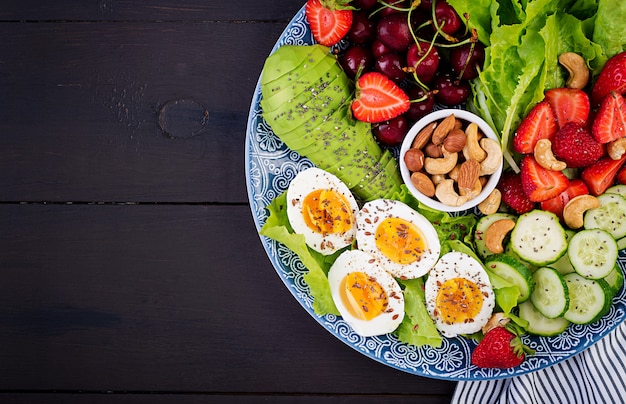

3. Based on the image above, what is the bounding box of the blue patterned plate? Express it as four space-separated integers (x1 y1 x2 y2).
244 6 626 380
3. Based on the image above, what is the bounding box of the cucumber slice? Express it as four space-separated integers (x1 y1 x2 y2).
563 273 612 324
606 184 626 197
604 263 624 296
550 229 576 275
617 236 626 251
484 254 534 302
518 300 570 336
530 267 569 318
583 193 626 239
474 213 517 258
567 229 618 279
510 210 567 266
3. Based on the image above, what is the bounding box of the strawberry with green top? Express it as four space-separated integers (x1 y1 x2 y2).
520 155 569 202
351 72 410 123
305 0 353 47
592 91 626 144
471 326 531 369
512 101 557 154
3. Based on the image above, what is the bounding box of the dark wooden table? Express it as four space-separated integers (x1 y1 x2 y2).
0 2 457 402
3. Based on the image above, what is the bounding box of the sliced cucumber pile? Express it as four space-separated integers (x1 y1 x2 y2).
510 210 568 266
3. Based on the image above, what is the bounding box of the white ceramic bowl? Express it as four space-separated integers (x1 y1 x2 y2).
399 109 503 213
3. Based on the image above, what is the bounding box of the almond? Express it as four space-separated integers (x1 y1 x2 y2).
410 171 436 197
412 122 437 149
457 158 481 192
431 114 456 145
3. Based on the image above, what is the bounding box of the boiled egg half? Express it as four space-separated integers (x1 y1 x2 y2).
356 199 440 279
328 249 404 337
425 251 495 338
286 167 359 255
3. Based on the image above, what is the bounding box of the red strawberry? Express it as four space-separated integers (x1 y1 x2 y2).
520 155 569 202
552 122 604 168
471 326 526 369
497 170 535 214
351 72 410 123
592 92 626 144
618 165 626 185
513 101 557 154
305 0 353 47
581 153 626 196
540 179 589 221
544 87 590 129
591 52 626 107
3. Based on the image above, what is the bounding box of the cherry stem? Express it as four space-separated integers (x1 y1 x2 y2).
430 0 458 43
409 90 438 104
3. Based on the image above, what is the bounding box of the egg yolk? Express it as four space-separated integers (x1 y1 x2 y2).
340 271 388 321
374 217 427 265
302 189 353 235
436 277 484 325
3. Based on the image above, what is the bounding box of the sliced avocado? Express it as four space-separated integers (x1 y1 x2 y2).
308 136 382 176
283 102 352 152
261 44 330 88
261 54 341 112
353 151 403 201
262 72 353 136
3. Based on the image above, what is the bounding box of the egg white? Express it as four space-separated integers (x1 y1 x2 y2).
327 249 405 337
356 199 440 279
286 167 359 255
425 251 495 338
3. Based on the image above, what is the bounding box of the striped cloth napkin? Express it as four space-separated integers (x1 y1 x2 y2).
451 321 626 403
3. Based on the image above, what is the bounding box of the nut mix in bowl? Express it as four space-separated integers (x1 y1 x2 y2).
400 109 503 213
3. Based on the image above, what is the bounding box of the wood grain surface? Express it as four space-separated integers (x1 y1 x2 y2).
0 1 457 401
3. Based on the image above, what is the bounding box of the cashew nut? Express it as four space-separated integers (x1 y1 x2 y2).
424 146 458 175
484 218 516 254
479 137 503 175
563 194 600 229
462 123 487 163
448 163 462 181
607 138 626 160
431 174 446 185
478 188 502 215
559 52 590 90
534 138 567 171
435 179 471 207
482 312 510 334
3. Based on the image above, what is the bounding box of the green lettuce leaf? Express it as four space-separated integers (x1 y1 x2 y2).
593 0 626 58
260 192 340 315
395 278 443 348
